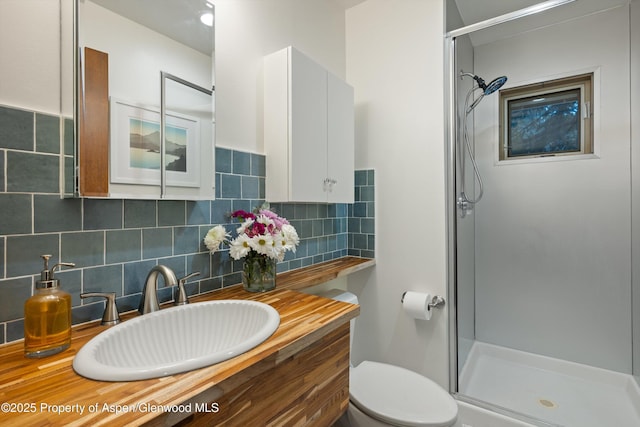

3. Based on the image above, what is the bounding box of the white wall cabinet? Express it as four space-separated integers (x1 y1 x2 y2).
264 46 354 203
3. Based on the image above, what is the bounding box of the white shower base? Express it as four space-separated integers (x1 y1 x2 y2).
458 341 640 427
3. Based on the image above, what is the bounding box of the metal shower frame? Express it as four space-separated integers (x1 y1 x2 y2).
444 0 576 422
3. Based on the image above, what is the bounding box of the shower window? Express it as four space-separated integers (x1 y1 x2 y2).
499 73 593 160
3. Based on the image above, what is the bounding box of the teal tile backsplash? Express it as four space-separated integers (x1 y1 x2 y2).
34 195 82 233
7 151 59 192
0 105 33 150
349 170 375 258
35 113 61 154
0 194 31 235
0 104 375 344
124 200 157 228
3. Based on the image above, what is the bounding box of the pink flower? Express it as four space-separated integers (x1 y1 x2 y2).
231 210 255 221
250 221 267 237
259 209 289 228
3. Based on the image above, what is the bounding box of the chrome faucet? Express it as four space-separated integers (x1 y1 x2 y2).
138 265 178 315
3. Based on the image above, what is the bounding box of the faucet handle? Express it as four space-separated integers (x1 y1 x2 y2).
81 292 121 326
174 271 200 306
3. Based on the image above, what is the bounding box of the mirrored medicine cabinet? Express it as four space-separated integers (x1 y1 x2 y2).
71 0 215 200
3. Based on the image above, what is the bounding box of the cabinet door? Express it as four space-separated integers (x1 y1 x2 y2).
264 48 290 202
79 47 110 197
327 72 354 203
289 48 328 202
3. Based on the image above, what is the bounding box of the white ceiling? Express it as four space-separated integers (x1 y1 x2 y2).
86 0 631 54
452 0 630 45
88 0 214 55
87 0 364 55
454 0 542 26
334 0 367 9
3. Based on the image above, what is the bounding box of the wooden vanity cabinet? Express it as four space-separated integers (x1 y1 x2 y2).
178 322 350 426
0 264 366 427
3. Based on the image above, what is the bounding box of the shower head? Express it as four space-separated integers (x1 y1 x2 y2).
461 72 508 95
482 76 508 95
461 72 508 114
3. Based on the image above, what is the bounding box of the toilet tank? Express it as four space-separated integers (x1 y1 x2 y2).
319 289 359 305
318 289 358 364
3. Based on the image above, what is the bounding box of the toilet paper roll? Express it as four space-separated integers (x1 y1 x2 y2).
402 291 432 320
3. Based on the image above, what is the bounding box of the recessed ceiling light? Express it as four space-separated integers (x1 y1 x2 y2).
200 11 214 27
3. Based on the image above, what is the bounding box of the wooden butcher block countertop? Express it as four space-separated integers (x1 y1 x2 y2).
0 257 373 426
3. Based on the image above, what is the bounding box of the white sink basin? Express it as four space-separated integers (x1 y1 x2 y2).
73 300 280 381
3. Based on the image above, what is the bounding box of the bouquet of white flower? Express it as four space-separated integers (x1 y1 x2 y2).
204 208 299 262
204 207 299 292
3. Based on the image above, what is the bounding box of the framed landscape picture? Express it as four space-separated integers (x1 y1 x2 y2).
110 98 200 187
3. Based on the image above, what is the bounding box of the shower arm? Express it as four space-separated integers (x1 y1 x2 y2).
460 72 486 86
460 72 486 113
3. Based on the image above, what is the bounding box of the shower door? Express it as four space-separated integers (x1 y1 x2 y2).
446 1 639 426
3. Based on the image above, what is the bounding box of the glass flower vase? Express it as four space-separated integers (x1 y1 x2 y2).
242 254 277 292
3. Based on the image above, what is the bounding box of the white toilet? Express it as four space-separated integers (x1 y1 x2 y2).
320 289 458 427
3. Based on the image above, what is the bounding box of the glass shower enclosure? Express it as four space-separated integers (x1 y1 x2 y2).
446 0 640 426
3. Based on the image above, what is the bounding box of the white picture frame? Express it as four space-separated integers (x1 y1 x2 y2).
110 98 201 188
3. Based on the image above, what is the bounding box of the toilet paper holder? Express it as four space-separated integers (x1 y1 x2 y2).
401 292 446 310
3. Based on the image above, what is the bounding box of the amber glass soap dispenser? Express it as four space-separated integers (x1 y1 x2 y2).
24 255 75 358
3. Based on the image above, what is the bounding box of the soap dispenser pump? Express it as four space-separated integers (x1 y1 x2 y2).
24 255 75 358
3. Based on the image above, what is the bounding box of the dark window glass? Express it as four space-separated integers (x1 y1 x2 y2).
507 89 581 157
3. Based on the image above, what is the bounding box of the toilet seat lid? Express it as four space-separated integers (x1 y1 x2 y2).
349 361 458 427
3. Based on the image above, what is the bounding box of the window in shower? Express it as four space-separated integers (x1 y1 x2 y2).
499 73 593 160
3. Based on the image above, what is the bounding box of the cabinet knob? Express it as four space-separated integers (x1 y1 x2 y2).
323 178 338 192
